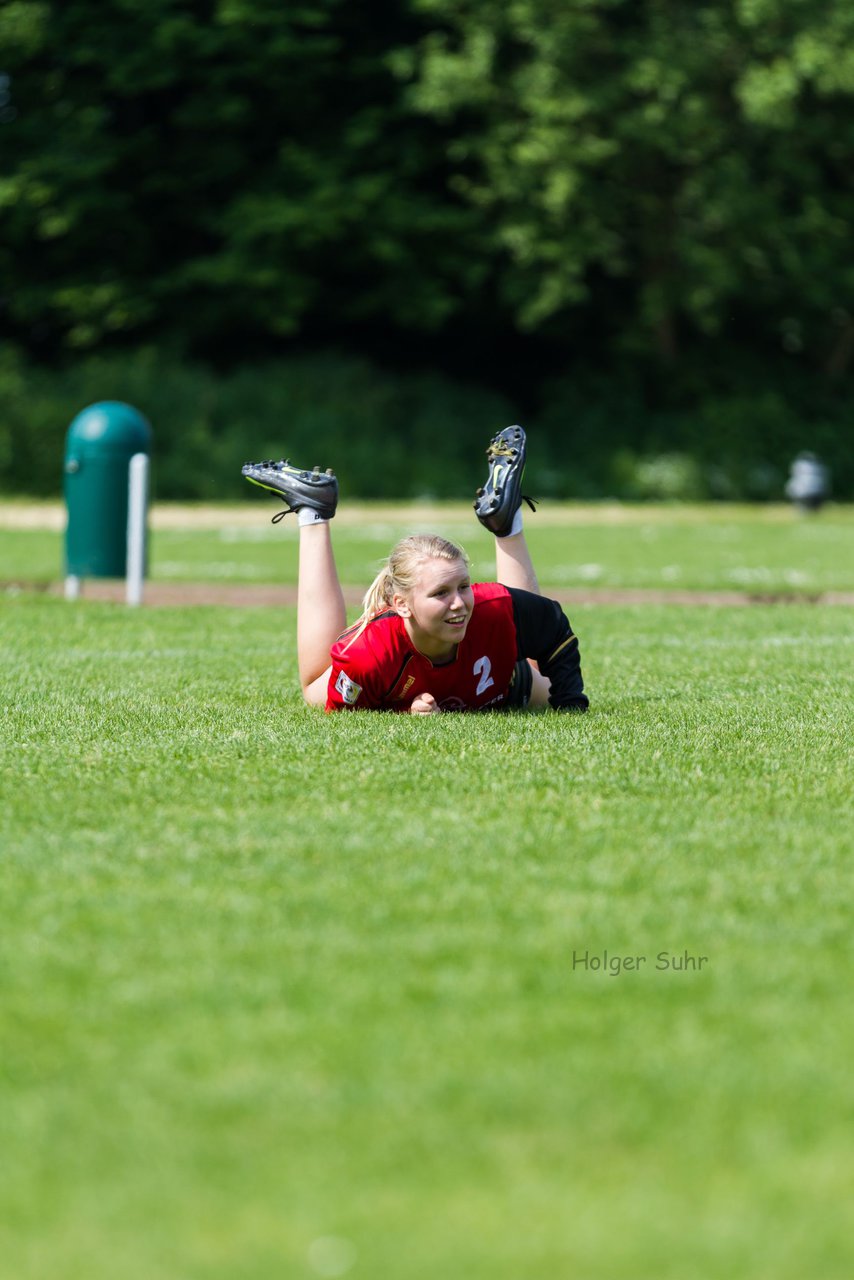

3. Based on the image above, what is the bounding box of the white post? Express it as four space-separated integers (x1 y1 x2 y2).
126 453 148 606
65 574 81 601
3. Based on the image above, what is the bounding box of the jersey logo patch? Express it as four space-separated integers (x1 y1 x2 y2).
335 670 363 705
394 675 416 701
438 696 467 712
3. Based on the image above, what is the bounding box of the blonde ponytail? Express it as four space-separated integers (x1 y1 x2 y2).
361 563 396 623
343 533 468 650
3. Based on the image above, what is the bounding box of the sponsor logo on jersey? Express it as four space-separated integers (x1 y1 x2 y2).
335 670 363 705
394 675 416 701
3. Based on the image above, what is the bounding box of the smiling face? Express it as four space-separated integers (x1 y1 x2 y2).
393 556 474 661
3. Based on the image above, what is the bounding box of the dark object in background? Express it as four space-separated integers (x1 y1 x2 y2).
64 401 152 585
785 452 830 512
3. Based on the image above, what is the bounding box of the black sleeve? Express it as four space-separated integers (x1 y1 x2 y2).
508 587 589 711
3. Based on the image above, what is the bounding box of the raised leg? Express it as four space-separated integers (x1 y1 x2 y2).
494 530 540 595
494 529 549 705
297 521 346 704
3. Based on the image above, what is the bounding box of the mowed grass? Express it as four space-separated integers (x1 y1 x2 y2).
2 586 853 1279
2 499 854 592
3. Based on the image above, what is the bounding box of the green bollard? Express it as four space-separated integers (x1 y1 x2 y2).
64 401 152 595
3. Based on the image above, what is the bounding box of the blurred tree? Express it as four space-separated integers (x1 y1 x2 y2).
396 0 854 372
0 0 482 356
1 0 854 391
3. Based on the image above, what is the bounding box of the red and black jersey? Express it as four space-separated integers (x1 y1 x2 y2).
327 582 518 713
326 582 589 713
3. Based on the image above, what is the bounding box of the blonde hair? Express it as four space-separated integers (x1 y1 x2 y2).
344 534 469 648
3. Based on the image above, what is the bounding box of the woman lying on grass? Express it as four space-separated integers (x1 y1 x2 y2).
242 426 588 715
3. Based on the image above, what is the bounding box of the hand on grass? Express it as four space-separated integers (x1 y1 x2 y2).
410 693 440 715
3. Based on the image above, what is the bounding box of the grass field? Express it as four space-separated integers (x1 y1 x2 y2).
2 499 854 593
2 503 853 1279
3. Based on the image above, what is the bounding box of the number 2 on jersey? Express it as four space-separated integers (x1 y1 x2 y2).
473 655 494 696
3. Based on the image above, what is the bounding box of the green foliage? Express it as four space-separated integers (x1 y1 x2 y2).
400 0 854 367
3 0 854 374
532 368 854 499
2 344 853 499
2 1 854 484
0 345 515 499
0 0 479 352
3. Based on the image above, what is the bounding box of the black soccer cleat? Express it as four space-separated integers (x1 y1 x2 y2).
241 458 339 523
473 425 537 536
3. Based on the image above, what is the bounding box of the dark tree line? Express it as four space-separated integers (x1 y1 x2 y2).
2 0 853 496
